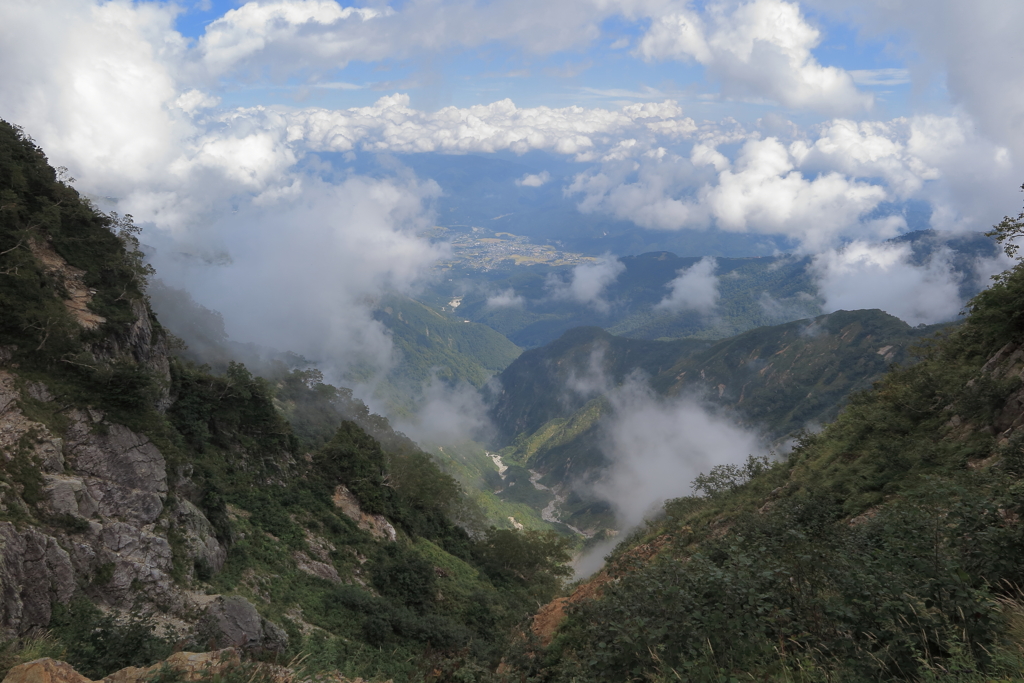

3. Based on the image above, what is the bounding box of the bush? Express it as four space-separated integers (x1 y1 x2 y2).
49 597 175 679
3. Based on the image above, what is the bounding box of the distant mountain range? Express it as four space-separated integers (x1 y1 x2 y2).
418 231 997 349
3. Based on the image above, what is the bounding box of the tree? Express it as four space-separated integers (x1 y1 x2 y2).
986 182 1024 259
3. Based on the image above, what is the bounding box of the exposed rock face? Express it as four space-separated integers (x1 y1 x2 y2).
202 596 288 654
0 524 75 634
64 414 167 525
1 650 242 683
90 299 172 413
25 240 171 412
0 367 227 633
173 499 227 575
293 551 341 584
332 486 396 541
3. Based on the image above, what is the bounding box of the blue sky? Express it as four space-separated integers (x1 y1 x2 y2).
167 0 918 117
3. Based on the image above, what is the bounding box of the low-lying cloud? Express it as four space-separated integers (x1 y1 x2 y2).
486 288 526 309
574 372 763 576
546 255 625 312
394 375 495 447
811 241 964 326
146 174 446 379
657 256 720 313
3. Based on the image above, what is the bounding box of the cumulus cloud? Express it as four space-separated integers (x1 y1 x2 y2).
194 0 680 81
805 0 1024 161
546 255 625 312
0 0 190 196
515 171 551 187
569 148 714 230
637 0 871 115
486 288 526 308
810 241 964 326
657 256 720 313
286 94 657 157
569 135 896 249
705 137 892 250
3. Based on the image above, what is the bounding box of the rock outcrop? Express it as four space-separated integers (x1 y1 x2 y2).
0 362 227 634
332 486 396 541
0 524 75 633
201 596 288 654
2 650 241 683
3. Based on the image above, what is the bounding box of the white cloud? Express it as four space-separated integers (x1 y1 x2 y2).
394 376 495 446
174 89 221 115
657 256 720 313
596 376 761 528
546 255 625 312
569 135 894 249
705 137 891 250
637 0 872 115
810 241 964 326
147 174 446 377
196 0 633 79
805 0 1024 161
516 171 551 187
568 149 714 231
200 1 388 76
574 373 762 575
486 288 526 308
287 94 649 157
0 0 190 196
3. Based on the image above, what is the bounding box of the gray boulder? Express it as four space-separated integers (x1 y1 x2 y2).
202 596 288 654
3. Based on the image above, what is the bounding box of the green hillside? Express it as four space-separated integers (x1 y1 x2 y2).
490 326 710 442
490 311 949 533
504 235 1024 682
374 292 521 387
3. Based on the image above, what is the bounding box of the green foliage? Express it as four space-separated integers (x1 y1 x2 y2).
472 527 571 600
375 293 522 389
691 454 771 498
371 543 438 610
545 476 1023 682
49 598 176 680
0 633 66 681
986 182 1024 260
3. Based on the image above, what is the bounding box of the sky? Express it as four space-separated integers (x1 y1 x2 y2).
2 0 1023 377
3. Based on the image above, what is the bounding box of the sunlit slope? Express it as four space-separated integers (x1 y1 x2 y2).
375 292 522 389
